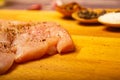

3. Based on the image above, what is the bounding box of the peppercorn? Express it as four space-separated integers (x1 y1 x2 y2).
77 9 107 19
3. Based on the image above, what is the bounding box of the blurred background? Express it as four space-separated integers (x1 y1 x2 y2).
0 0 120 10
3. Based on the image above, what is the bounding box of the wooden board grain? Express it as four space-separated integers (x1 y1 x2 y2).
0 10 120 80
0 35 120 80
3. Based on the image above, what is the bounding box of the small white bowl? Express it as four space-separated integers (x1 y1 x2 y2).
98 12 120 27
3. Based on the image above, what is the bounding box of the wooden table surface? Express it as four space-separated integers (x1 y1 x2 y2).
0 9 120 80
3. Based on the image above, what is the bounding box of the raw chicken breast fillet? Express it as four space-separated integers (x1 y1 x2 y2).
13 22 75 63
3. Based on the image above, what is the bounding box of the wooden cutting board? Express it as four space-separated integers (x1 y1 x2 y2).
0 10 120 80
